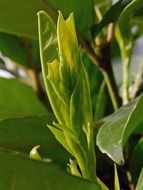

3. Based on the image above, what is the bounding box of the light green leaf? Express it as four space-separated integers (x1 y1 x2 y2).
48 125 74 156
97 177 109 190
47 59 70 114
0 148 101 190
38 11 96 181
68 158 82 177
70 66 93 132
136 168 143 190
29 145 42 160
57 12 79 99
0 78 47 119
96 94 143 164
37 11 58 65
38 11 69 125
114 164 120 190
46 80 70 126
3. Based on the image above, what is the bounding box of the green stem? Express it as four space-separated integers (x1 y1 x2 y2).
102 67 120 111
87 124 97 181
115 26 132 105
66 136 95 181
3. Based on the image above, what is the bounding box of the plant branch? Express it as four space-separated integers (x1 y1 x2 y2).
107 23 115 43
78 33 121 110
115 26 133 105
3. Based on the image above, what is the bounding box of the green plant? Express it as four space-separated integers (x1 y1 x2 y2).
0 0 143 189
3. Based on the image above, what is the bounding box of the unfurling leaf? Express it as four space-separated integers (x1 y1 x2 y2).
68 159 81 177
114 164 120 190
29 145 41 160
38 11 97 182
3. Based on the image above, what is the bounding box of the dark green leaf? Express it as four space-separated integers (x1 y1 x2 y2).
130 138 143 181
0 0 57 39
0 115 70 165
0 78 47 119
119 0 143 40
0 0 94 40
94 81 108 121
92 1 126 37
96 94 143 164
0 148 101 190
0 33 28 66
114 164 120 190
49 0 95 40
0 33 41 68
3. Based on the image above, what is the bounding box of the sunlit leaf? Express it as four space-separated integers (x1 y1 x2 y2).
114 164 120 190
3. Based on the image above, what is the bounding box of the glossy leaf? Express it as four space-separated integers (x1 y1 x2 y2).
0 115 70 165
38 11 58 64
38 11 70 125
0 148 101 190
0 78 47 119
96 94 143 164
136 168 143 190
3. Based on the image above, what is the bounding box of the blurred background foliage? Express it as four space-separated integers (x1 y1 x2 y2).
0 0 143 189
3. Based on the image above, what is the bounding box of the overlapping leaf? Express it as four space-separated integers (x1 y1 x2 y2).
0 0 94 40
91 1 126 37
0 78 47 119
0 148 101 190
0 115 70 165
38 11 96 180
119 0 143 40
96 94 143 164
